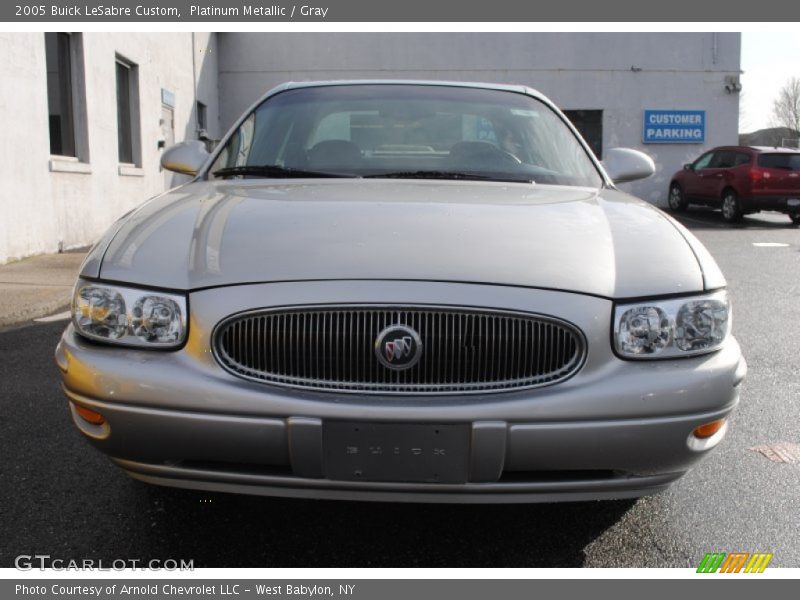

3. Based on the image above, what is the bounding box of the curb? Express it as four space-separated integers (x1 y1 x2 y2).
0 298 71 330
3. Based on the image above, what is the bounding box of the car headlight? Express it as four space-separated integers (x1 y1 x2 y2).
614 290 730 359
72 280 187 348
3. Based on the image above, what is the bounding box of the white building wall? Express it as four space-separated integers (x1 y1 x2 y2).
0 33 57 264
217 32 740 204
0 32 740 264
0 32 220 264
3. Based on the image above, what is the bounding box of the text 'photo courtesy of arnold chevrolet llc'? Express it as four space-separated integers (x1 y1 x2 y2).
60 81 742 502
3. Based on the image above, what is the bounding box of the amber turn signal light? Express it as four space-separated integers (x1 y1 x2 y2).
72 403 106 425
693 419 726 439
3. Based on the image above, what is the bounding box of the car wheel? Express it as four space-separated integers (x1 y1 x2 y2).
721 190 742 223
790 213 800 226
668 184 687 211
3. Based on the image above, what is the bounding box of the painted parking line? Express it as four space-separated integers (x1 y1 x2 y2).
33 310 71 323
752 242 790 247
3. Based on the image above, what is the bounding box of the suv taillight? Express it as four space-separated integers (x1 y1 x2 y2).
750 167 767 187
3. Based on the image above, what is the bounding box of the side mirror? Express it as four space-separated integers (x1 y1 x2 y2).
683 163 693 171
602 147 656 184
160 140 210 176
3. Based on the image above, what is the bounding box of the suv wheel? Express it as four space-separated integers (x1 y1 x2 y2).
668 184 687 211
721 191 743 223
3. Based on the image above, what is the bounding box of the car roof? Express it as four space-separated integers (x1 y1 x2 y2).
748 145 800 154
279 79 534 95
262 79 551 108
711 145 800 154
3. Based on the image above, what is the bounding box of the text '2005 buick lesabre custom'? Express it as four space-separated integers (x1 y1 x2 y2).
56 81 746 503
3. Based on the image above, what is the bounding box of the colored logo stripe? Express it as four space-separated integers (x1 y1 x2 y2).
720 553 749 573
744 553 773 573
697 553 726 573
697 552 773 573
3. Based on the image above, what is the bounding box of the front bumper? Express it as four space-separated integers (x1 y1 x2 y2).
56 280 746 503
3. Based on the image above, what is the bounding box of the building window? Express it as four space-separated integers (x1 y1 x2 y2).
563 110 603 159
115 57 140 165
45 32 81 157
196 101 207 131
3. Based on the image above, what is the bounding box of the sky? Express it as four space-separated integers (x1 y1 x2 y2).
740 32 800 133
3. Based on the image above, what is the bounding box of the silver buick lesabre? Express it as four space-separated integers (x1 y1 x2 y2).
56 81 746 503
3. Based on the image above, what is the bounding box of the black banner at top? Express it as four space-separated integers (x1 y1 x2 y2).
3 0 799 22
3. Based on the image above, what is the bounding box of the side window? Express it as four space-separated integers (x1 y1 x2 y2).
713 151 736 169
563 110 603 159
734 152 751 167
45 32 88 161
210 112 256 174
693 152 714 170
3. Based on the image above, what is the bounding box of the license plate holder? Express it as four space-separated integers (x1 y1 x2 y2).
323 422 470 483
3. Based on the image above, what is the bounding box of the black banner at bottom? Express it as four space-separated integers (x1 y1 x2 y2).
3 579 795 600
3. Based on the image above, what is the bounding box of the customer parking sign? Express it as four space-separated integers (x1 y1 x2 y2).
643 110 705 143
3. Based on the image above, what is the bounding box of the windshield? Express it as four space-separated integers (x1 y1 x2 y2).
209 84 603 187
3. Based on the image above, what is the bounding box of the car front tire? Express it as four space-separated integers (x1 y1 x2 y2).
790 213 800 226
721 190 743 223
668 184 687 211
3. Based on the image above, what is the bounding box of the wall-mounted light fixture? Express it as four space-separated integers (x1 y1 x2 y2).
725 75 742 93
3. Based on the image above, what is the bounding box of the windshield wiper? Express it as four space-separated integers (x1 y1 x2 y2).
213 165 359 179
363 170 533 183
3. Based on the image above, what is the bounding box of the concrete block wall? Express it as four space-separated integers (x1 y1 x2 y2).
216 32 741 204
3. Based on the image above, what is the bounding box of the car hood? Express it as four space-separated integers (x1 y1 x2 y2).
95 179 706 298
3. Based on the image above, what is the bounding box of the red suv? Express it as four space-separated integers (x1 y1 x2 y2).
668 146 800 224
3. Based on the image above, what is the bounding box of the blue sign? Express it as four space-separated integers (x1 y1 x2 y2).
643 110 705 143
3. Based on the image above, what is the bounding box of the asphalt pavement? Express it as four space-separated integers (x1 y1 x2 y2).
0 207 798 568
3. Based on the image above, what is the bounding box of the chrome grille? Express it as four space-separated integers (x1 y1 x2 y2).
213 306 586 394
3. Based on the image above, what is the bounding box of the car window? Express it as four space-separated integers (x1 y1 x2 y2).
307 110 500 151
758 153 800 170
710 151 736 169
734 152 751 167
693 152 714 170
209 85 603 187
212 112 256 170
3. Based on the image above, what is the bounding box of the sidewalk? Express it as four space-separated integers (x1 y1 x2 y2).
0 250 87 328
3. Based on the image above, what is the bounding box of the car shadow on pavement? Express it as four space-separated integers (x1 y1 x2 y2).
671 208 797 230
132 482 637 567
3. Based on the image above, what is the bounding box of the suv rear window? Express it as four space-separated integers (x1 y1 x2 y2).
758 153 800 170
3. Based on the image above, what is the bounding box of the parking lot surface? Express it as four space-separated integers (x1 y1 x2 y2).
1 208 798 568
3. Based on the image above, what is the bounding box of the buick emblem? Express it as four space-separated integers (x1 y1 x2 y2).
374 324 423 370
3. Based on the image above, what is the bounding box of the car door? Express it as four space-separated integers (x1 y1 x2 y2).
683 151 716 200
698 150 737 202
